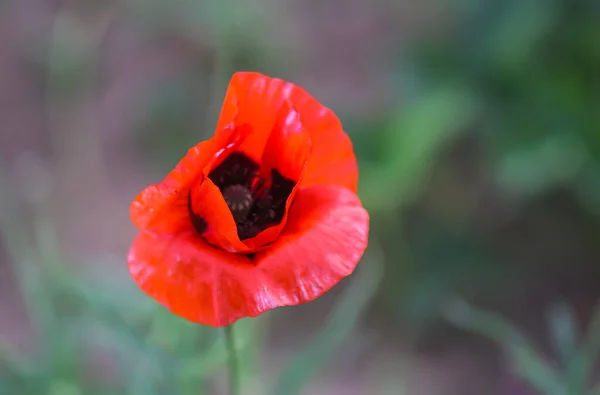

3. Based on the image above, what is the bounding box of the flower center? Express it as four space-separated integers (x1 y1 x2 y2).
202 152 295 240
222 184 253 221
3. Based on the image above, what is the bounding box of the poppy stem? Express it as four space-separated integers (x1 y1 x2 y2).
224 324 241 395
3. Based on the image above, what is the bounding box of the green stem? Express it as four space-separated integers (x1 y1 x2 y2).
224 324 241 395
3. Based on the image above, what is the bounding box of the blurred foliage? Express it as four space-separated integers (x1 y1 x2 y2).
445 299 600 395
1 0 600 393
359 0 600 330
0 155 381 394
413 0 600 205
0 162 260 395
273 246 383 395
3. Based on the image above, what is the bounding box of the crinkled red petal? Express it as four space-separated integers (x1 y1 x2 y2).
130 127 247 233
241 101 311 249
221 72 358 191
189 175 252 253
260 102 310 181
127 185 369 327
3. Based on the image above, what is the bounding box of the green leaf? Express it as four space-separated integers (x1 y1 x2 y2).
360 85 478 212
485 0 559 72
496 133 589 197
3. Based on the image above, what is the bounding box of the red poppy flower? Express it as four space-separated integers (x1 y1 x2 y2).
128 72 369 327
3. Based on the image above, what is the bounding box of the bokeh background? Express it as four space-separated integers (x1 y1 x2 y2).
1 0 600 394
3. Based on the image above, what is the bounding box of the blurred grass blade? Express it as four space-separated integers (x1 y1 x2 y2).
0 164 58 368
444 299 526 344
272 245 383 395
509 346 565 395
62 282 177 375
547 302 578 368
444 299 564 395
565 300 600 394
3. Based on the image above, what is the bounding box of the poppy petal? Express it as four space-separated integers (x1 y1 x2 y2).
260 101 310 180
130 126 248 233
218 72 358 191
127 185 369 327
253 185 368 306
287 85 358 192
128 230 253 327
189 175 252 253
213 73 285 161
129 143 206 233
202 100 312 251
242 102 311 249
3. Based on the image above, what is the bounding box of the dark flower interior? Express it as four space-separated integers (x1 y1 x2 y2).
189 152 295 240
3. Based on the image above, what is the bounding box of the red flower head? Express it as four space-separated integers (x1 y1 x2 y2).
128 72 369 327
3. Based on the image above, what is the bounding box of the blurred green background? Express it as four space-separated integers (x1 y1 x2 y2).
1 0 600 394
